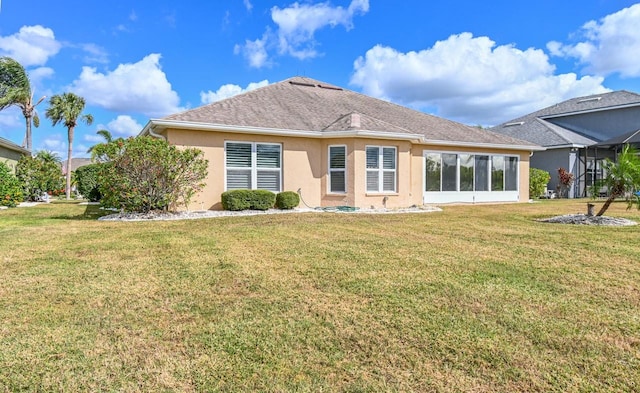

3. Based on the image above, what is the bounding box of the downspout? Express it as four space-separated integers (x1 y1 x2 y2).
147 125 167 140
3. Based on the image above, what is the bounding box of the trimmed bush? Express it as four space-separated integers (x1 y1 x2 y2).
221 189 252 211
75 163 102 201
275 191 300 209
0 161 23 207
221 189 276 211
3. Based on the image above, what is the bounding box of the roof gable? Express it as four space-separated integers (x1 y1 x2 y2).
161 77 536 148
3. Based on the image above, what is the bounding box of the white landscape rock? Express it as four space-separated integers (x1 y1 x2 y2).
537 214 637 226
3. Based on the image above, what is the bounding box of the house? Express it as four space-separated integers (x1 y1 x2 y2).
140 77 541 210
0 136 30 172
490 90 640 197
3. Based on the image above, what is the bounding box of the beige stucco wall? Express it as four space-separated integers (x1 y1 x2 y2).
164 128 532 210
0 146 24 173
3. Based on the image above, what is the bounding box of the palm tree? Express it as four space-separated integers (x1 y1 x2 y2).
86 129 113 154
0 57 46 151
45 93 94 200
593 144 640 216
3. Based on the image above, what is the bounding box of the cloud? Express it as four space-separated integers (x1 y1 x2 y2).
105 115 143 136
547 4 640 77
271 0 369 59
350 33 609 125
236 0 369 67
243 0 253 12
0 25 61 66
234 34 271 68
200 80 269 104
69 53 182 117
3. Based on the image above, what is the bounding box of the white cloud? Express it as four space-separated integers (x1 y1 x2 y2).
234 34 271 68
271 0 369 59
351 33 609 125
243 0 253 12
80 43 109 64
547 4 640 77
200 80 269 104
106 115 143 136
69 53 182 117
236 0 369 67
0 25 61 66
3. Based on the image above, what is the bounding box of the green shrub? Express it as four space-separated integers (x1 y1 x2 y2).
221 189 276 211
75 163 102 201
529 168 550 198
15 152 64 201
98 137 208 212
221 189 252 211
275 191 300 209
0 161 23 207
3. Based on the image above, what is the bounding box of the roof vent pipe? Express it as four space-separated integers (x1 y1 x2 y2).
350 113 361 129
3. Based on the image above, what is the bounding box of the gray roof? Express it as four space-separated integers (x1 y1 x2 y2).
161 76 537 148
0 136 30 155
594 129 640 147
490 90 640 148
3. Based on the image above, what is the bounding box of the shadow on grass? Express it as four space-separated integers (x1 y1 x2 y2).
50 204 111 221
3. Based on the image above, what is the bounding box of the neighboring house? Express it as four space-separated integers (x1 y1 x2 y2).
0 136 30 172
490 90 640 197
60 157 92 174
140 77 541 211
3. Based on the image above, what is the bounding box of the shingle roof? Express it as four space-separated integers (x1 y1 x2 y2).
162 76 537 148
0 136 30 155
490 90 640 147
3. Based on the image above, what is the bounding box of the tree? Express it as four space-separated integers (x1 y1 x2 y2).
0 161 23 207
0 57 46 151
86 129 113 154
45 93 93 200
98 136 208 212
529 168 551 199
15 151 64 201
591 144 640 216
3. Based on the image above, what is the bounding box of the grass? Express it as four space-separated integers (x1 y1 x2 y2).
0 199 639 392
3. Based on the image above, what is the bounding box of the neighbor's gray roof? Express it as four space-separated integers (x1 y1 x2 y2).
0 136 30 155
161 76 537 148
594 129 640 147
490 90 640 148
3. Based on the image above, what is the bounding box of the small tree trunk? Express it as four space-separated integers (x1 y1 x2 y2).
596 195 616 216
25 115 32 152
587 203 595 216
66 126 74 200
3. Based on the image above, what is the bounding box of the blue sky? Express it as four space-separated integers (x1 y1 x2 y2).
1 1 640 158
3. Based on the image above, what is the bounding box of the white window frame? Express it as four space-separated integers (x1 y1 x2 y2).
224 141 282 192
328 145 347 194
423 150 519 195
366 145 397 193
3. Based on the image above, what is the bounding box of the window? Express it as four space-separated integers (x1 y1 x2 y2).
441 153 457 191
491 156 505 191
505 157 518 191
424 151 518 193
425 153 441 191
474 155 489 191
328 145 346 193
225 142 281 192
366 146 396 193
459 154 474 191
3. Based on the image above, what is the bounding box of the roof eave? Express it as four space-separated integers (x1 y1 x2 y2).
141 119 542 151
0 139 30 155
540 101 640 120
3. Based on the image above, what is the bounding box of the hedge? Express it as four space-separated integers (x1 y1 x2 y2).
221 189 276 211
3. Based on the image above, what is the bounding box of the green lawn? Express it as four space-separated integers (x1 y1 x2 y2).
1 200 639 392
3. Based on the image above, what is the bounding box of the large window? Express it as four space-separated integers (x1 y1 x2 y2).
424 152 518 193
425 153 441 191
328 145 346 193
366 146 396 193
474 155 489 191
225 142 281 192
